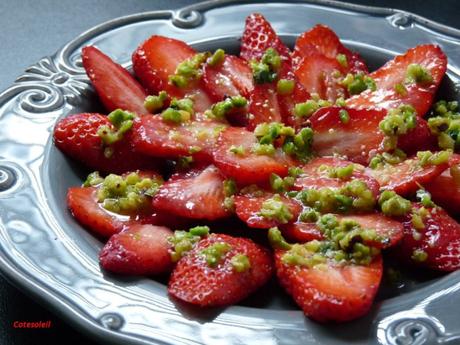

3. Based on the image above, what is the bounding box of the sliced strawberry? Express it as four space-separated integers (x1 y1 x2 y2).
278 81 311 129
168 233 273 307
152 165 230 221
293 157 380 198
281 213 402 249
292 24 368 74
99 224 173 275
396 204 460 271
309 107 388 165
247 84 282 130
67 187 128 238
82 46 148 115
203 55 253 102
367 155 451 196
425 167 460 215
294 53 346 101
132 35 213 113
371 45 446 91
240 13 290 63
347 45 447 117
280 222 324 243
212 127 292 185
234 194 302 229
275 251 382 322
130 115 226 162
397 117 438 154
346 84 437 118
53 113 157 174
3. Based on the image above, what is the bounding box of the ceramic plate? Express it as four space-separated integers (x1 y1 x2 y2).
1 1 460 344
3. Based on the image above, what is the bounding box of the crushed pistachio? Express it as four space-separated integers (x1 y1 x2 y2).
282 127 314 162
231 254 251 272
201 242 232 267
416 189 435 208
96 172 163 215
277 79 295 95
223 179 237 197
252 143 276 156
293 100 320 118
161 97 194 124
205 96 247 120
177 156 194 169
417 150 452 166
268 227 292 250
97 109 136 148
83 171 104 187
259 195 293 224
394 83 408 96
378 190 411 217
336 54 348 68
254 122 295 144
169 52 210 88
411 249 428 262
341 72 376 95
406 64 433 85
427 100 460 151
369 149 407 169
299 207 320 222
338 109 350 124
318 164 354 180
144 91 168 113
229 145 246 155
207 48 225 67
250 48 281 84
168 226 210 262
270 173 295 193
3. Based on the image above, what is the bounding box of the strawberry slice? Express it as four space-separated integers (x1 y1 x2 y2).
425 167 460 215
203 55 253 102
396 203 460 271
247 84 282 130
82 46 148 115
366 155 451 196
212 127 292 185
234 194 302 229
292 24 368 74
132 35 213 113
293 157 380 198
275 251 382 322
53 113 157 174
67 187 128 238
240 13 290 63
99 224 173 275
309 107 388 165
168 233 273 307
281 213 402 249
130 115 226 162
347 45 447 117
397 117 437 154
294 53 345 102
152 165 230 221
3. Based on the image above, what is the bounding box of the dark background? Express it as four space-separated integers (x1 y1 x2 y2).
1 1 459 344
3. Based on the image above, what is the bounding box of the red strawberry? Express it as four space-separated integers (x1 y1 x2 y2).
366 155 451 196
132 35 213 113
309 107 388 165
292 24 368 74
281 213 402 249
82 46 148 115
293 157 380 198
280 222 324 243
67 187 128 238
275 251 382 322
234 194 302 229
212 127 292 185
53 113 156 174
294 53 345 101
395 203 460 271
130 115 226 162
240 13 290 63
247 84 282 130
152 165 230 221
425 167 460 215
99 224 173 275
347 45 447 117
397 117 438 154
168 233 273 307
203 55 254 102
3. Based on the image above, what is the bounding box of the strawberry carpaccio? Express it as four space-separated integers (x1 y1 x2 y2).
53 13 460 323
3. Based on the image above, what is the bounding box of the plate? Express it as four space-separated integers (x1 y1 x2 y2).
1 1 460 344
